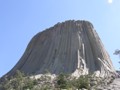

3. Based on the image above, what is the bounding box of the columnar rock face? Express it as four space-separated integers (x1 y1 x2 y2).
6 20 115 77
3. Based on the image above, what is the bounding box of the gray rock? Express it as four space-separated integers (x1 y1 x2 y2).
4 20 116 78
96 78 120 90
90 81 98 86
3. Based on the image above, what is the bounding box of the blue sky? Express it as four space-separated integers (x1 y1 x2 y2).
0 0 120 77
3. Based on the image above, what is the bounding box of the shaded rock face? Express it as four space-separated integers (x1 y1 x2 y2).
7 20 115 77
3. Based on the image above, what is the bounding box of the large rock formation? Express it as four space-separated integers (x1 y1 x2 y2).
6 20 115 78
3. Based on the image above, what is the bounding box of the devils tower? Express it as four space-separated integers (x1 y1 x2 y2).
5 20 115 78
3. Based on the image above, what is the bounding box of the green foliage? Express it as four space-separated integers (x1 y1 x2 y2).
56 73 72 89
0 71 93 90
40 84 52 90
14 70 25 80
0 70 37 90
74 75 90 89
0 76 14 90
23 77 34 89
114 49 120 55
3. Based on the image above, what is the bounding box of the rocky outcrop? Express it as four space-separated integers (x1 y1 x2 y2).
5 20 115 78
97 78 120 90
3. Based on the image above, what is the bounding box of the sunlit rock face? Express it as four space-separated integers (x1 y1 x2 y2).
6 20 115 77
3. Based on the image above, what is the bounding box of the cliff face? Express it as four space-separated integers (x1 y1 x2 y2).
6 20 115 77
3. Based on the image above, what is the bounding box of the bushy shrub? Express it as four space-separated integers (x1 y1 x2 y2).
56 73 72 89
23 77 34 89
74 75 90 89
